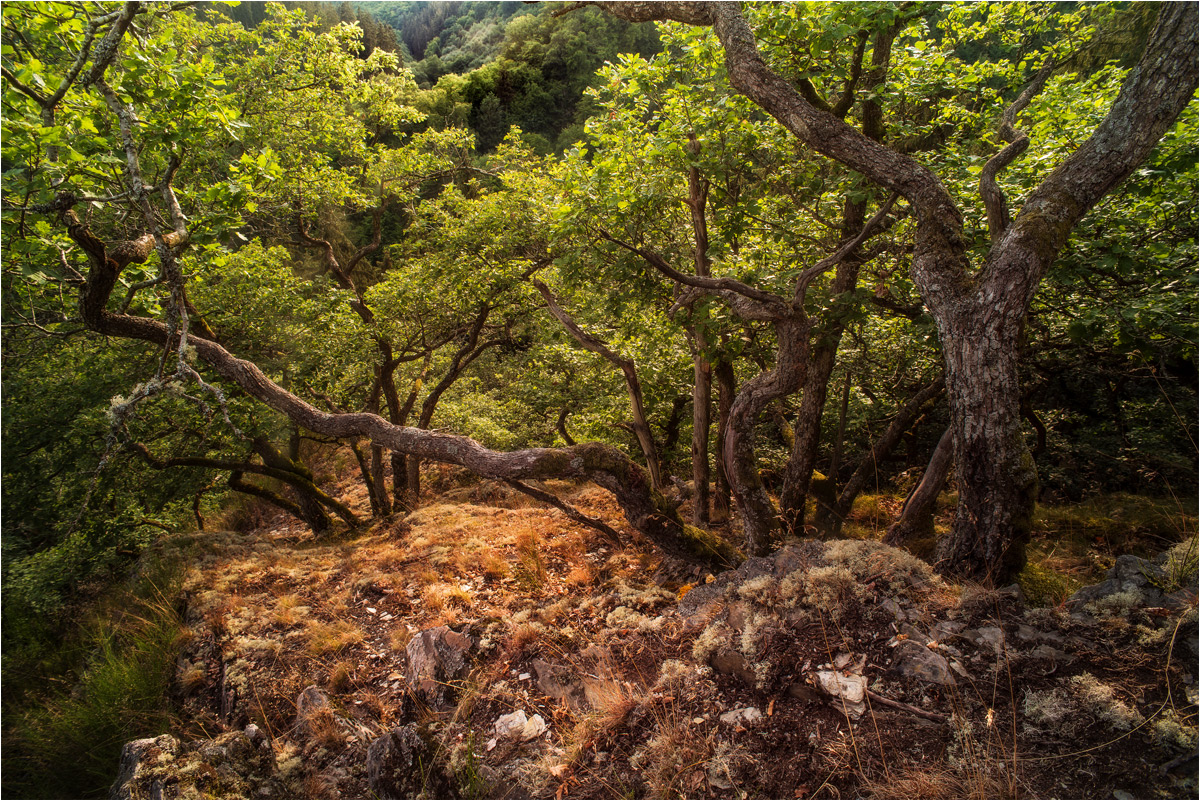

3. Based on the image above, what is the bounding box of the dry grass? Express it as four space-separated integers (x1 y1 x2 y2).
514 530 548 593
304 621 364 656
328 660 355 693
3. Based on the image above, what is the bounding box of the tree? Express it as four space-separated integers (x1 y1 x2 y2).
596 0 1198 581
1 3 738 572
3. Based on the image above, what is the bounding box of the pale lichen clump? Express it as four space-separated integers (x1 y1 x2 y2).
605 605 661 632
821 539 934 596
692 620 732 663
1070 673 1143 731
1084 590 1143 619
1151 709 1198 751
736 575 779 606
653 659 698 692
1022 688 1071 729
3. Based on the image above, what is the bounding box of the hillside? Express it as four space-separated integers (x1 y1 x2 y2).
92 469 1198 799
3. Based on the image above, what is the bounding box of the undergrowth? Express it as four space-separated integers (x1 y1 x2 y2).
1 550 188 798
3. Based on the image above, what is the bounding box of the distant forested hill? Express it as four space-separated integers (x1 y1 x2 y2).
363 1 662 151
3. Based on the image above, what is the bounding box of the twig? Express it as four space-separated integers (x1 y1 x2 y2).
865 689 949 724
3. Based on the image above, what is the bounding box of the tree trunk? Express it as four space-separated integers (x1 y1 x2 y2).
351 440 384 517
778 343 836 536
691 352 712 525
724 317 809 555
713 359 735 522
406 305 497 502
885 425 953 546
933 314 1037 581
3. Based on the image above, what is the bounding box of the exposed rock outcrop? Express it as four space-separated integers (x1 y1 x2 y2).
111 729 286 799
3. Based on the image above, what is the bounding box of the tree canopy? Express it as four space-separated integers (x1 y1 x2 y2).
2 0 1196 633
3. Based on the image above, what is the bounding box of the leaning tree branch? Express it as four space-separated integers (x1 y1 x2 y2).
127 441 361 528
63 215 738 568
792 193 899 311
596 229 787 321
532 278 665 492
503 479 624 545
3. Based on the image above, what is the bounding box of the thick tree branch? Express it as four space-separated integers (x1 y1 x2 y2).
597 230 787 320
987 3 1199 306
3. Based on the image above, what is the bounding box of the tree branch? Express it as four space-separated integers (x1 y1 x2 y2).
503 479 624 545
979 61 1055 240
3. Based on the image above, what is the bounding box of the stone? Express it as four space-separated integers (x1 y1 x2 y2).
1067 554 1175 611
405 626 475 707
893 639 956 686
366 724 438 800
812 671 868 718
533 658 589 711
719 706 763 727
111 731 282 799
295 684 332 736
963 626 1005 655
494 709 548 740
710 649 758 686
295 684 375 744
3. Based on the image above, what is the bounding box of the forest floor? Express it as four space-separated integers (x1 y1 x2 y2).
132 464 1197 799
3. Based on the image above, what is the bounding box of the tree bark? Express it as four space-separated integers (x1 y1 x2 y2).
691 354 712 525
885 425 954 546
713 358 735 522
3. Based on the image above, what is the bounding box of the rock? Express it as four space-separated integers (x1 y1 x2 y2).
719 706 763 727
111 731 282 799
244 724 267 748
295 684 375 745
295 684 332 736
494 709 548 740
405 626 475 707
893 639 956 686
963 626 1005 655
878 597 907 621
1067 554 1176 612
710 649 758 685
366 724 437 799
812 671 868 718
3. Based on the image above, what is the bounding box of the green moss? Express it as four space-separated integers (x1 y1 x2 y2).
1016 561 1079 607
679 523 743 568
